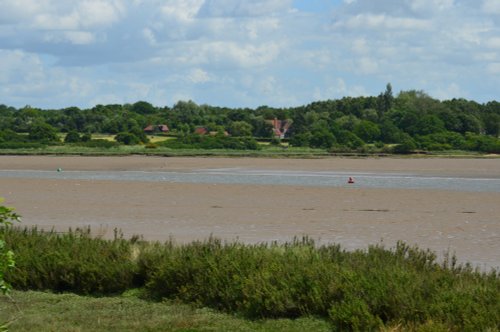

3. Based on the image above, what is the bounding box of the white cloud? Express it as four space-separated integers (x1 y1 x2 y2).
198 0 292 17
188 68 211 83
161 0 204 21
142 28 157 46
5 0 127 30
434 82 465 100
356 57 379 74
0 0 499 108
410 0 455 12
336 14 430 30
487 63 500 74
482 0 500 14
191 41 283 68
313 78 368 100
77 0 126 28
485 37 500 49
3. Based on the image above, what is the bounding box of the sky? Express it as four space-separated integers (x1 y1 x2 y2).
0 0 499 109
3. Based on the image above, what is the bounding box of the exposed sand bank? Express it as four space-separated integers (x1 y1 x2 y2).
1 155 499 269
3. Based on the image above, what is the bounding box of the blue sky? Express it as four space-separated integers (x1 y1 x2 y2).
0 0 499 109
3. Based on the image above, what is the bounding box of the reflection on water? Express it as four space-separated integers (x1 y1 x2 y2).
1 168 500 192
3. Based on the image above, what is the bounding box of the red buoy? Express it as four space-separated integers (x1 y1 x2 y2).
347 177 355 184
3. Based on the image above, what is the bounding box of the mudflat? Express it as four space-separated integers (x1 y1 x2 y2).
1 155 499 269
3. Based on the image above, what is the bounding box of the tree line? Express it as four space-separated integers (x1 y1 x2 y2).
1 84 499 153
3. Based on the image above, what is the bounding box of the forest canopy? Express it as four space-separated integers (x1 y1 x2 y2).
1 85 499 153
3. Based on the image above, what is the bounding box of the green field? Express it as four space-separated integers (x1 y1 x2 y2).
1 291 330 332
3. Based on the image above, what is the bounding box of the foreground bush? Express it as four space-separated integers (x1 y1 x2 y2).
1 228 499 331
2 227 138 294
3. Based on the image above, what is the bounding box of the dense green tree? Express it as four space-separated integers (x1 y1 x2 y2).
377 83 393 116
64 130 82 143
416 131 466 151
0 91 498 154
336 130 364 149
28 122 59 142
354 120 381 143
379 119 402 143
229 121 253 137
457 114 482 134
0 129 25 142
482 113 500 137
131 101 156 115
289 131 312 147
115 132 140 145
407 115 445 136
393 134 417 154
310 129 336 149
335 115 360 131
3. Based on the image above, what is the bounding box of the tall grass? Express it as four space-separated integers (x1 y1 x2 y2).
1 227 499 331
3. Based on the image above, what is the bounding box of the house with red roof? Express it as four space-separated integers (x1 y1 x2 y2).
144 124 169 134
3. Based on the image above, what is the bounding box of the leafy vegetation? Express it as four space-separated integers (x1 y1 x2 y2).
162 133 260 150
0 200 19 295
1 85 499 154
0 199 20 331
1 227 498 331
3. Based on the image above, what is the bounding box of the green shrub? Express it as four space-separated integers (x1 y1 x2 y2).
464 133 500 153
64 130 82 143
0 142 45 149
162 134 261 150
77 139 118 148
1 229 499 331
2 227 138 295
393 135 417 154
28 122 60 143
115 132 141 145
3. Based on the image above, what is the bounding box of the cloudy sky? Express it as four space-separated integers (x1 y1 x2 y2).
0 0 499 109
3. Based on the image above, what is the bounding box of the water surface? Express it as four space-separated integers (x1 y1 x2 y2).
1 168 499 192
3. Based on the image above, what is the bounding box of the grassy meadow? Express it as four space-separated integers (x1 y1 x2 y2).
1 227 499 331
0 291 330 332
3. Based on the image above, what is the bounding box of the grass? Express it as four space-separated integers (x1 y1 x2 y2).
0 144 330 158
0 290 331 332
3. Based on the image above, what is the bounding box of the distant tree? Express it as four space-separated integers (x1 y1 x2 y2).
336 130 364 149
309 128 336 149
64 130 81 143
229 121 253 137
393 134 417 154
290 131 312 147
354 120 381 143
457 114 482 134
129 126 149 144
482 113 499 137
416 131 466 151
81 133 92 142
0 129 25 142
335 115 360 131
28 122 59 142
115 132 140 145
379 120 402 143
131 101 156 115
464 133 500 153
408 115 445 136
377 83 394 116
